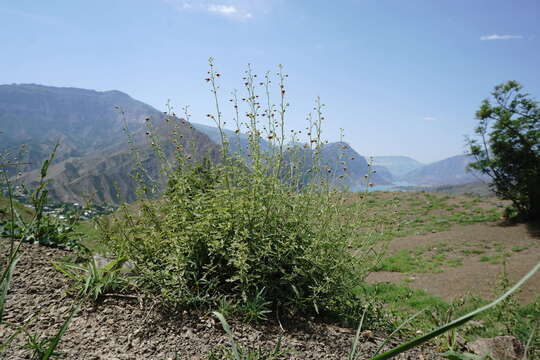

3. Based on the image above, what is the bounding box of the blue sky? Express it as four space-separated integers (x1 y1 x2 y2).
1 0 539 162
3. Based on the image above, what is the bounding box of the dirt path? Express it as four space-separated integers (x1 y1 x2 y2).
366 221 540 303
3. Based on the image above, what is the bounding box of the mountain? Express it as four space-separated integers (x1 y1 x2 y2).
1 84 390 204
400 154 485 186
317 142 392 187
372 165 394 184
190 122 392 188
1 84 219 203
372 156 424 178
191 122 272 156
0 84 163 172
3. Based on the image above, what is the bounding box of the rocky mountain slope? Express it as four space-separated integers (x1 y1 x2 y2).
0 84 162 171
1 84 219 203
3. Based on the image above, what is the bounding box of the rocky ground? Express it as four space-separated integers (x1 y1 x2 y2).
0 242 444 359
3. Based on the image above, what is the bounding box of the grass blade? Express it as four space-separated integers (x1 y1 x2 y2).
369 261 540 360
42 304 79 360
0 325 22 352
0 244 22 321
213 311 240 360
521 326 536 360
349 309 366 360
372 308 426 356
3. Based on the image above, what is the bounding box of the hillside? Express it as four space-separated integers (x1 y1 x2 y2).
2 84 394 204
16 118 220 204
191 122 272 156
432 181 493 196
0 195 33 222
0 84 162 173
317 142 392 187
400 154 485 186
1 84 219 203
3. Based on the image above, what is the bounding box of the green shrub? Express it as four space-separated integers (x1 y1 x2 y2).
102 159 373 319
98 60 378 322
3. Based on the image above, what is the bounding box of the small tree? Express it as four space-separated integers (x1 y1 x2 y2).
468 80 540 220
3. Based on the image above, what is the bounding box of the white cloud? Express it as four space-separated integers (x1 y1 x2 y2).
208 4 238 15
423 116 436 121
165 0 256 19
480 34 523 41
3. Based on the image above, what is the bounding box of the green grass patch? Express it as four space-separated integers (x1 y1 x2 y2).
347 192 502 247
0 195 33 222
373 249 447 273
461 249 485 256
359 282 447 313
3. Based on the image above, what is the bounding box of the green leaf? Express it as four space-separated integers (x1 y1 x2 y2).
213 311 240 360
42 304 78 360
0 243 22 321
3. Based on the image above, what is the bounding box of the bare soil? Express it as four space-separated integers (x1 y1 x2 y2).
0 242 444 359
366 221 540 303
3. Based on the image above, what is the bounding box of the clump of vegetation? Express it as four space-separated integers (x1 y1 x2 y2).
468 80 540 220
54 256 129 302
99 60 379 323
0 145 81 250
1 155 78 358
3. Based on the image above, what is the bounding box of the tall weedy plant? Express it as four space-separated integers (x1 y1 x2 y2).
99 59 380 322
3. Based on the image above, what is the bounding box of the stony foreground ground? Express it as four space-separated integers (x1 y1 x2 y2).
0 242 443 359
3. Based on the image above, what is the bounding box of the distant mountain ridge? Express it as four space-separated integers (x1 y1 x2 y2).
191 123 392 188
1 84 388 203
399 154 485 186
372 156 424 178
0 84 162 172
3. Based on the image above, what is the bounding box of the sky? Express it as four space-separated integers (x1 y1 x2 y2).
1 0 539 163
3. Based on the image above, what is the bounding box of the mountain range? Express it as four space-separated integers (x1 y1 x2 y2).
0 84 486 204
372 156 424 178
398 154 486 186
0 84 387 203
1 84 219 203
